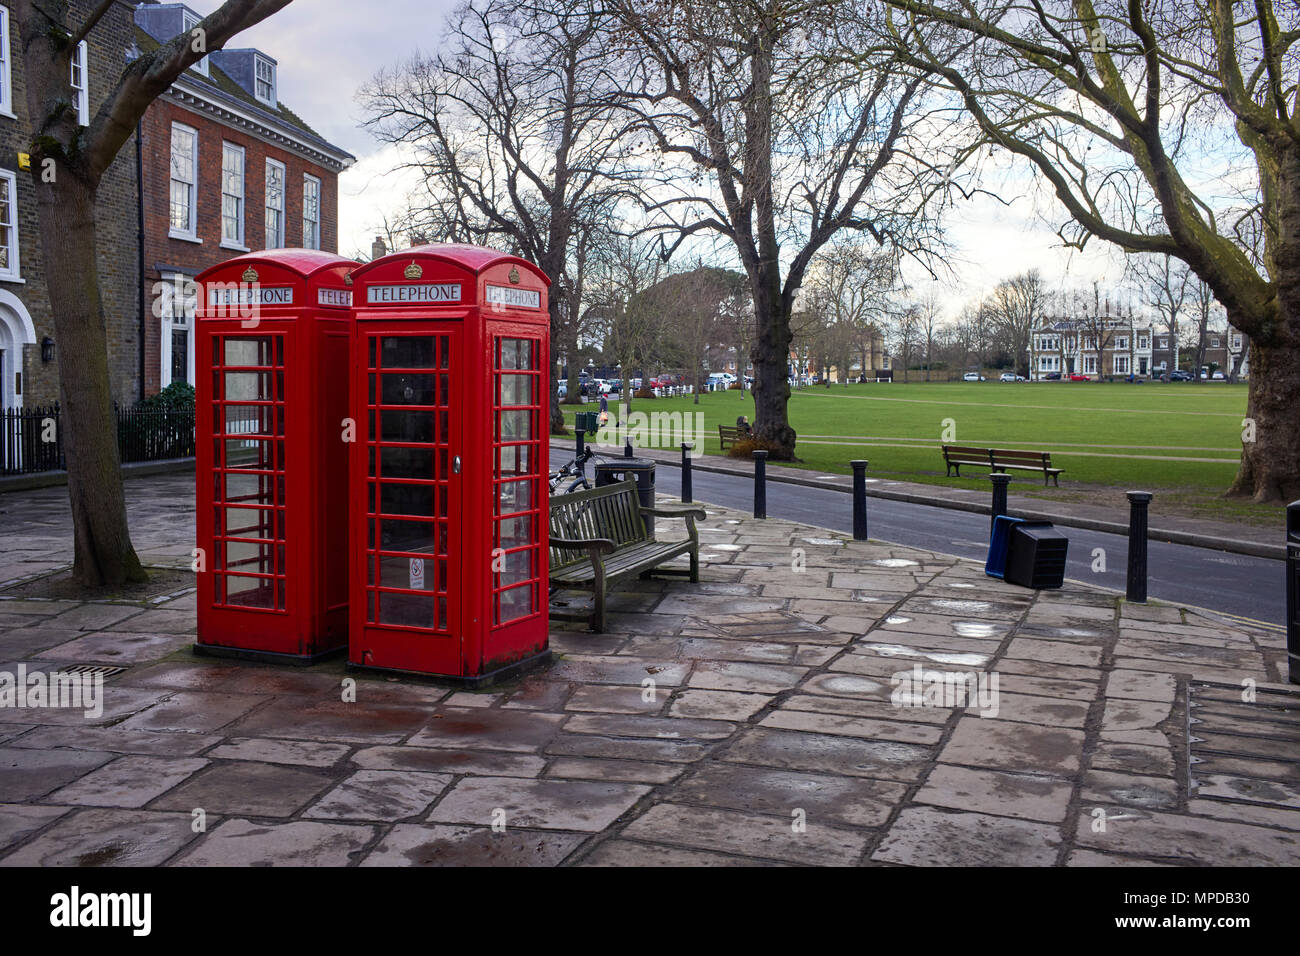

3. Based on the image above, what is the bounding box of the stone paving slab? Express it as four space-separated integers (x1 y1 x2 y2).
0 473 1296 866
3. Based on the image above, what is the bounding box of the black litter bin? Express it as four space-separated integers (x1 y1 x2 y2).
1004 522 1069 589
595 457 657 538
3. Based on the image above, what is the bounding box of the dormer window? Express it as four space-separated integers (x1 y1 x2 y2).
182 11 209 77
254 55 276 106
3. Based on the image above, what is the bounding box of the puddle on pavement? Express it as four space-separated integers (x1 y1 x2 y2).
953 621 1000 639
860 643 991 667
871 558 919 568
927 599 993 612
884 616 912 625
818 675 886 696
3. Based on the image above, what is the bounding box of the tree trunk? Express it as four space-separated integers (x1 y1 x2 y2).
1226 336 1300 501
33 175 146 585
547 297 567 434
751 280 796 459
562 329 583 405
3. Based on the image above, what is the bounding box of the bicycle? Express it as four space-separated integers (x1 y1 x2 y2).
549 445 596 494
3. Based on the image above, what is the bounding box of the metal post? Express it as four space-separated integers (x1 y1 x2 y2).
681 442 694 503
575 418 585 459
1126 491 1152 603
989 473 1011 533
753 450 767 519
851 459 869 541
1287 501 1300 684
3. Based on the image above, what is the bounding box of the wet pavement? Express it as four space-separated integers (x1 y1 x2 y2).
0 474 1297 866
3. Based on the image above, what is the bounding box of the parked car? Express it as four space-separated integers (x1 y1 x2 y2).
998 372 1018 382
1168 369 1194 381
1068 374 1089 381
1211 371 1225 380
962 372 985 382
1044 372 1062 381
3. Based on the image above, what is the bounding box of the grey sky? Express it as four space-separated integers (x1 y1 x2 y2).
183 0 1155 318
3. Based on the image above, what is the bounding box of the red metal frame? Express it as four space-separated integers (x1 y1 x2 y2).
195 249 356 661
348 245 551 683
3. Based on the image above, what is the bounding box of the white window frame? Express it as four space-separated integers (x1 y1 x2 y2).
302 173 321 250
169 122 200 242
264 158 285 248
1137 335 1149 350
220 142 247 251
254 55 277 106
1082 355 1097 374
1230 334 1243 350
1113 355 1130 375
0 7 12 119
182 11 209 77
0 168 20 281
1114 335 1129 350
70 40 88 126
159 274 196 389
1210 336 1221 347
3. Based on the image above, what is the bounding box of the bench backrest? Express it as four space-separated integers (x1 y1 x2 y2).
943 445 990 459
718 425 741 437
991 449 1051 466
549 479 646 570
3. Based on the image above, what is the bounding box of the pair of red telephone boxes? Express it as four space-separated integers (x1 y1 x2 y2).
192 245 551 685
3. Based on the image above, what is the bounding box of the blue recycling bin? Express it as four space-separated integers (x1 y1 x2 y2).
985 515 1027 579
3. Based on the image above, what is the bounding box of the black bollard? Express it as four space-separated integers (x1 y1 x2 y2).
989 473 1011 533
1286 502 1300 684
753 450 768 519
681 442 694 503
1126 491 1152 603
851 459 869 540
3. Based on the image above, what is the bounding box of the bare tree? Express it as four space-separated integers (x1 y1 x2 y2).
360 0 635 435
1135 253 1190 373
1189 276 1222 380
610 0 969 457
884 0 1300 500
16 0 293 585
987 270 1048 379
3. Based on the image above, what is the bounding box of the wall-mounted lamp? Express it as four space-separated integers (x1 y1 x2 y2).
40 337 55 363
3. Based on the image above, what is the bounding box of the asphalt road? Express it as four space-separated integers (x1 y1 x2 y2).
641 463 1285 630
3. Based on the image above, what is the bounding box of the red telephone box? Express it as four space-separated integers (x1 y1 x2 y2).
347 244 551 685
194 249 357 663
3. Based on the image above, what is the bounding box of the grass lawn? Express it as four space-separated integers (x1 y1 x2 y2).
561 381 1274 525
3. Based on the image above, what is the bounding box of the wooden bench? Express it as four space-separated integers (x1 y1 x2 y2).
941 445 992 478
718 424 747 450
942 445 1063 487
990 449 1063 487
549 480 705 632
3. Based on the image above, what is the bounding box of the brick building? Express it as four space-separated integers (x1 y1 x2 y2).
134 1 353 394
0 0 141 411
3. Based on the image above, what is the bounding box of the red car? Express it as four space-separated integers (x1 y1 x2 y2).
1068 374 1090 381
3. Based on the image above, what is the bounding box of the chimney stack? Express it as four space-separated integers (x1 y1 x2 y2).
371 236 387 261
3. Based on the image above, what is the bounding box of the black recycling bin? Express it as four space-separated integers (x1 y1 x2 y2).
595 457 657 538
1004 522 1069 589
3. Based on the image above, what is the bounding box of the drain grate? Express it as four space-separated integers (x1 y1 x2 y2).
1187 681 1300 809
57 663 128 680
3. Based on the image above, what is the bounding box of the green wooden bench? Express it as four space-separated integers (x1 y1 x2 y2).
549 480 705 632
718 424 744 450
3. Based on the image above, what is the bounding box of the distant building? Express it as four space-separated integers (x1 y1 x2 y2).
1026 312 1155 380
1151 326 1249 378
134 1 354 395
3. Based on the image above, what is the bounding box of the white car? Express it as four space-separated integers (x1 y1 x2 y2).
963 372 985 382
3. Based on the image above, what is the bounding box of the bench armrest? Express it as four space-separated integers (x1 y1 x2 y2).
640 505 706 520
550 535 616 555
639 504 704 541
